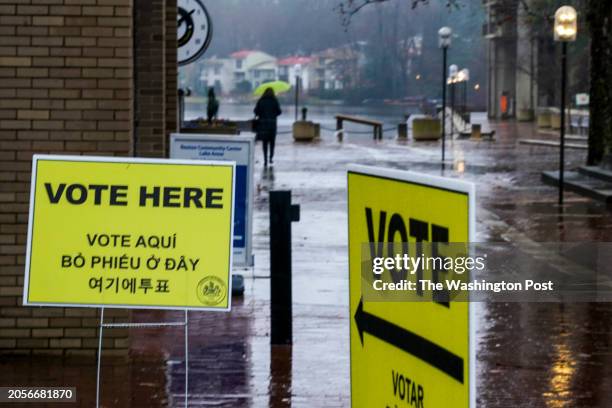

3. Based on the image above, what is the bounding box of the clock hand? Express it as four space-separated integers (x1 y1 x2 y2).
177 9 195 27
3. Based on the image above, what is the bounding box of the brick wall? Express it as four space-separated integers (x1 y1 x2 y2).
133 0 165 157
165 0 177 145
132 0 178 157
0 0 177 356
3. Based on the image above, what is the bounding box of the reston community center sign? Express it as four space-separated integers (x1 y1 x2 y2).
23 155 235 311
170 133 254 267
348 164 475 408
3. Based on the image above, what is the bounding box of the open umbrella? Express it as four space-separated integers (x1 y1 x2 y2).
253 80 292 97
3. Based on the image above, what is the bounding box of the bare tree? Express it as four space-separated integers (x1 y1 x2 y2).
586 0 612 165
338 0 611 166
336 0 460 26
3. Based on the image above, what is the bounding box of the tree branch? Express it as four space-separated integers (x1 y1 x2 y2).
336 0 460 27
335 0 386 27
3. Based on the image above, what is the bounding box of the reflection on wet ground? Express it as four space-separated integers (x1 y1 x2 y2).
0 354 167 407
3 118 612 406
477 302 612 407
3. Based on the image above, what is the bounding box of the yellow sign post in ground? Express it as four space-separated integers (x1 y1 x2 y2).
24 155 235 311
348 164 475 408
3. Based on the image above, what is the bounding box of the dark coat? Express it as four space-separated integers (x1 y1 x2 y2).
207 96 219 122
254 95 282 141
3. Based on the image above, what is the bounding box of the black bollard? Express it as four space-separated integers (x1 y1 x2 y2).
269 190 300 345
301 107 308 121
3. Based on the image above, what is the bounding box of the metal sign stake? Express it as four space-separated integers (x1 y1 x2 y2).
96 307 104 408
95 308 190 407
184 309 189 408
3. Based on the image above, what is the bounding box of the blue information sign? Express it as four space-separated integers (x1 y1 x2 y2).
170 134 254 266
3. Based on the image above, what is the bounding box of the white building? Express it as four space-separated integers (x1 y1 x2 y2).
230 50 277 91
199 48 368 95
199 50 278 95
277 57 314 92
199 57 234 95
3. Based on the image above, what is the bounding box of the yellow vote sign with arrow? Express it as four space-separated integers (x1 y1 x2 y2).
348 165 475 408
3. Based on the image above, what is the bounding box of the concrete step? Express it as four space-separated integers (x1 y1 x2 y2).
538 134 588 142
577 166 612 183
538 129 587 141
542 170 612 204
519 139 587 149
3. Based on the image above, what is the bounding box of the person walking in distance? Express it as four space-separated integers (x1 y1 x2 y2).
207 88 219 124
254 87 282 167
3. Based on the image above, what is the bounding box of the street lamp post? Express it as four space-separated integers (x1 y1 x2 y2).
462 69 470 117
438 27 452 162
294 64 302 122
554 6 577 206
449 64 458 138
450 77 455 136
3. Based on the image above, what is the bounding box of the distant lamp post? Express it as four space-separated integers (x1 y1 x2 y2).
554 6 577 206
438 26 452 162
460 68 469 116
554 6 577 42
294 64 302 122
448 64 458 137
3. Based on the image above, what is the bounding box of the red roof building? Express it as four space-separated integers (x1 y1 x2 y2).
277 56 313 66
230 50 256 59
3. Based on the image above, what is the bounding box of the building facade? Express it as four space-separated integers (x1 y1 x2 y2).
311 45 364 91
483 0 538 120
198 45 366 96
231 50 277 92
199 56 234 95
277 56 314 92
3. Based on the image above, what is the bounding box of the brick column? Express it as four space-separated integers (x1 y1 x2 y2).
133 0 166 158
0 0 137 357
1 0 178 357
165 0 178 148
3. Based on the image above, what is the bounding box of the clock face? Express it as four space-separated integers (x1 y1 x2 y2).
177 0 212 66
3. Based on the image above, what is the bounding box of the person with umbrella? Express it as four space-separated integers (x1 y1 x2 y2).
254 87 282 167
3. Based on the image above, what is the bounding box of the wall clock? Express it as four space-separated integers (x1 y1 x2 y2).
178 0 212 66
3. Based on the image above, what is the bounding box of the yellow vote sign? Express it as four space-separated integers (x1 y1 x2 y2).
24 155 235 311
348 165 475 408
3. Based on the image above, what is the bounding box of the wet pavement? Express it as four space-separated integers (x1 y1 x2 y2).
3 117 612 407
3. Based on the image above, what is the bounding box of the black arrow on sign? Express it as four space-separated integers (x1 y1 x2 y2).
354 298 464 383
